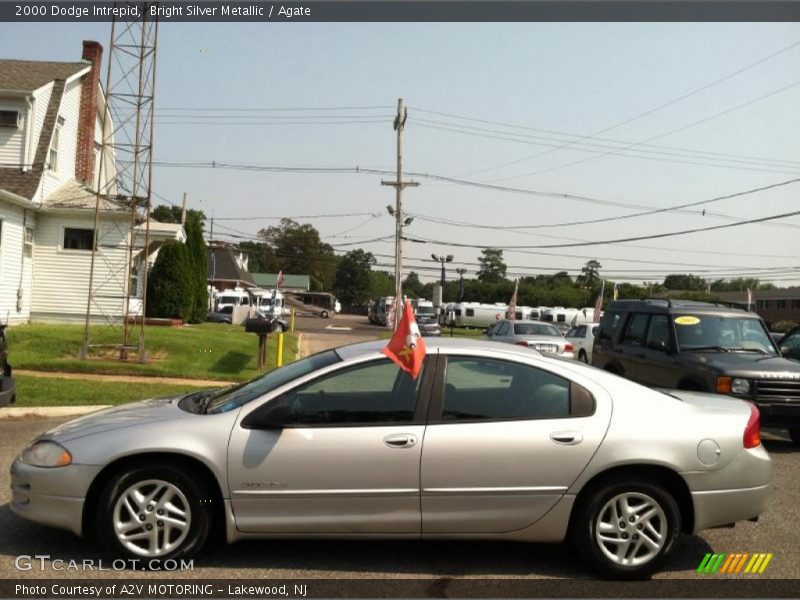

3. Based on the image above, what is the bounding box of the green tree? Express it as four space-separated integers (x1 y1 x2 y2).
369 270 395 298
237 240 278 273
403 271 424 298
183 217 208 323
333 249 375 307
577 260 602 291
259 219 337 291
146 241 191 319
476 248 507 283
151 204 206 226
663 274 708 291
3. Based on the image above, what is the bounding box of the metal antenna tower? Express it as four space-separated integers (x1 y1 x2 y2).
81 2 159 361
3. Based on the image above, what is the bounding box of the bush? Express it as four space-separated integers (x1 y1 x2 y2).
146 241 191 319
771 320 798 333
184 217 208 323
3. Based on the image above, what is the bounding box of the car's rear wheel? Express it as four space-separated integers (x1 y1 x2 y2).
96 466 212 561
320 310 329 318
789 428 800 445
571 479 681 579
578 350 588 363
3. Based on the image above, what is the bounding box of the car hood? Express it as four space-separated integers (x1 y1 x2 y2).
42 395 188 443
680 351 800 378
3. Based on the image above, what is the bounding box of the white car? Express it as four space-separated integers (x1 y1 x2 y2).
566 323 599 364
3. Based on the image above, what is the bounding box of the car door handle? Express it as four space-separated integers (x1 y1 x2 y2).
383 434 417 448
550 431 583 445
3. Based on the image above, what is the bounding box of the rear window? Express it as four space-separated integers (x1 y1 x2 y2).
514 323 561 337
597 311 625 343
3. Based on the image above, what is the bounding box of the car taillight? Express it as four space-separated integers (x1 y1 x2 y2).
516 341 529 347
743 403 761 449
564 343 573 352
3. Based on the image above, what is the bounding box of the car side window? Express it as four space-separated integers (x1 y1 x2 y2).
645 315 671 349
276 359 424 426
576 325 587 338
597 311 624 343
784 330 800 350
621 313 649 346
440 357 593 422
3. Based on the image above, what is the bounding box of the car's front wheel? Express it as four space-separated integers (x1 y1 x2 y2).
96 466 212 561
578 350 588 363
571 479 681 579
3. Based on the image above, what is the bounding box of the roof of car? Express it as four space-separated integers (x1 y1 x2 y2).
335 336 540 361
606 299 759 316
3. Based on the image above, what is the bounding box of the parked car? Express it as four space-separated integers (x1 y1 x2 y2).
485 319 574 359
777 325 800 362
206 306 234 324
0 323 15 408
593 299 800 444
10 338 770 579
566 323 599 364
412 299 441 337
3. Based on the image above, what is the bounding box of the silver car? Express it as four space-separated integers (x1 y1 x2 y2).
10 338 771 579
485 319 575 359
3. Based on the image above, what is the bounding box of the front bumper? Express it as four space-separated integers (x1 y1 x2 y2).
10 459 101 537
756 401 800 428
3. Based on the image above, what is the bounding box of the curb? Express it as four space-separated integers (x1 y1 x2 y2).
0 405 111 420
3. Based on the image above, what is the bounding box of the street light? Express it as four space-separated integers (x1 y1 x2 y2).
431 253 454 303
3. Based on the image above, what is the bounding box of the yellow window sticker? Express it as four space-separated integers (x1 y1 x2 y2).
675 316 700 325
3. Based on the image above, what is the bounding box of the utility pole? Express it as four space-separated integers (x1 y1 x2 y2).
382 98 419 329
181 192 188 225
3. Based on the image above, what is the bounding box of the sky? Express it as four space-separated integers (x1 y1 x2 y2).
2 20 800 286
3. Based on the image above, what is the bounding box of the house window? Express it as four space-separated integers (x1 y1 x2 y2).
63 227 94 250
0 110 21 128
793 299 800 310
48 117 65 173
24 226 34 258
777 299 787 310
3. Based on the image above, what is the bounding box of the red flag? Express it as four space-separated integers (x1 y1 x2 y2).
506 278 519 320
276 271 285 288
382 299 427 380
593 279 605 323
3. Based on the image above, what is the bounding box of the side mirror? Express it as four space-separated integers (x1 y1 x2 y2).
241 402 294 430
781 346 791 357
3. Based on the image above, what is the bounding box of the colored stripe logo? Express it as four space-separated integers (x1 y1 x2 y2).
697 552 773 574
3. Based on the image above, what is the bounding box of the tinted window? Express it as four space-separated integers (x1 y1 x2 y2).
621 313 649 346
208 350 341 413
597 311 624 343
466 308 475 317
274 359 424 426
514 323 561 337
576 325 587 338
645 315 671 348
442 357 573 422
675 315 776 354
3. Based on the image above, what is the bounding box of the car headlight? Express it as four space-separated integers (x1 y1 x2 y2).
20 440 72 468
732 378 751 395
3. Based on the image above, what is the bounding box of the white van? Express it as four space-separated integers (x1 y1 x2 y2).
252 289 286 318
214 288 251 311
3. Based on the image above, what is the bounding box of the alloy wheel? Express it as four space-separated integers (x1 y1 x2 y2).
594 492 667 567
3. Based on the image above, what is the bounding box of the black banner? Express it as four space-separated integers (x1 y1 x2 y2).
2 1 800 23
3 578 800 598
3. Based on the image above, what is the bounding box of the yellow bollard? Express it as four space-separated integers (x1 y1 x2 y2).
290 308 295 332
277 332 284 367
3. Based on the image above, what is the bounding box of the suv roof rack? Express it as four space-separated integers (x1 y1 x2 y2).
636 297 748 311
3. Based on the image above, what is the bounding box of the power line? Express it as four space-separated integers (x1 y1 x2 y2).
157 105 394 111
404 206 800 250
417 38 800 178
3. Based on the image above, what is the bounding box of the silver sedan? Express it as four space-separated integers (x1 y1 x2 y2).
10 338 771 579
485 319 575 359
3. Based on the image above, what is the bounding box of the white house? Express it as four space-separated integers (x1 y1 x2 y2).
0 41 184 325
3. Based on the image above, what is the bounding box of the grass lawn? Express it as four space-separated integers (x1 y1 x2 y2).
12 374 211 407
7 323 298 382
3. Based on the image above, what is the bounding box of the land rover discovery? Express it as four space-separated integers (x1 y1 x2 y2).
592 299 800 444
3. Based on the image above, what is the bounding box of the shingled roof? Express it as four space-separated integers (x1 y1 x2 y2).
0 60 88 93
207 247 256 286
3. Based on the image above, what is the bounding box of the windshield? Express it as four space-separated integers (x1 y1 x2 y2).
416 306 436 315
674 314 777 355
206 350 341 414
218 296 240 305
515 323 562 337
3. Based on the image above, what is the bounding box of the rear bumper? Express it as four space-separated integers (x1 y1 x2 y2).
755 402 800 428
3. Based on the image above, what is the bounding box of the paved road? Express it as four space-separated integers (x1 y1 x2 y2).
294 313 383 356
1 413 798 583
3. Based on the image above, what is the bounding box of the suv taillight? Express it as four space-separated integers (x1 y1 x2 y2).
743 403 761 449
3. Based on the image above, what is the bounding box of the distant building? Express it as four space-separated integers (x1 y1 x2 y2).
206 241 255 292
251 272 310 293
714 288 800 326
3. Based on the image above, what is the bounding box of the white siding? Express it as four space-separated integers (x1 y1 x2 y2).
0 201 35 324
37 77 81 202
31 213 132 323
0 98 25 170
29 82 54 167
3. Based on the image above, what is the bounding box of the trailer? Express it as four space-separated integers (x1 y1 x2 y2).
451 302 509 328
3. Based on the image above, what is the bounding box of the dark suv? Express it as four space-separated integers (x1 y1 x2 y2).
0 324 15 408
593 299 800 444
